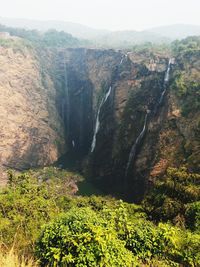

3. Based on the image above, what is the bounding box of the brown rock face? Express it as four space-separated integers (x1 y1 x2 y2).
132 51 200 201
0 41 65 171
0 37 198 203
0 42 169 198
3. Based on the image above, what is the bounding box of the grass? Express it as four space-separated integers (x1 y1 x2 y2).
0 247 38 267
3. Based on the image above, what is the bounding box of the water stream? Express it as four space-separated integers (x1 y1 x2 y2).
91 86 112 152
90 53 130 153
153 58 172 114
63 55 70 136
125 111 150 177
125 58 172 176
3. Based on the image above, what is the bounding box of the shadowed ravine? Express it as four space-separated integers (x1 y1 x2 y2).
0 43 179 202
56 52 174 201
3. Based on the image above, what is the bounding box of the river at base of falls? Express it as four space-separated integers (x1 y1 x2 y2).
77 180 104 196
55 153 104 196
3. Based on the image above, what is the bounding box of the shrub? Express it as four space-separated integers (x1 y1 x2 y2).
36 207 135 267
0 168 82 251
143 167 200 223
185 201 200 231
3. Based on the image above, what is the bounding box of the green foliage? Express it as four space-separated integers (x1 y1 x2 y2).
123 219 166 259
143 167 200 226
36 200 200 266
171 36 200 55
36 207 135 267
0 24 88 48
132 42 170 55
0 168 82 251
157 223 200 266
172 72 188 96
185 201 200 231
0 167 199 266
0 174 58 251
42 30 80 47
172 72 200 116
171 36 200 118
0 36 32 53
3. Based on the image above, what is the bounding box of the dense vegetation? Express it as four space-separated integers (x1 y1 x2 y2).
143 167 200 228
0 24 89 48
0 167 199 266
171 37 200 117
170 36 200 171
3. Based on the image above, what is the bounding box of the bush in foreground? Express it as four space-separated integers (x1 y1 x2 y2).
36 203 200 266
36 207 135 267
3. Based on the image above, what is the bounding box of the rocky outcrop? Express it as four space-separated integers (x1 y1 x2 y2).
0 39 65 173
149 50 200 176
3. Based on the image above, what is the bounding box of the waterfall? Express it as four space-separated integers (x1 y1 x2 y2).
63 55 70 135
91 86 112 152
119 52 129 65
90 52 131 153
72 140 75 148
158 58 172 105
153 58 172 113
125 58 172 176
164 58 172 82
125 110 150 177
119 56 124 65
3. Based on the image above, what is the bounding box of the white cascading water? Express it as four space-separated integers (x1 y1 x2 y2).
157 58 172 106
72 140 75 148
119 52 129 65
125 111 150 177
63 55 70 134
91 86 112 152
90 53 130 153
164 58 172 82
119 56 124 65
125 58 172 176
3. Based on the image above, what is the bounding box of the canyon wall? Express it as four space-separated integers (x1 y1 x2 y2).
58 48 170 201
0 38 66 183
0 36 199 201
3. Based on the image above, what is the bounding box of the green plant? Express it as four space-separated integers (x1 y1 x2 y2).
185 201 200 231
0 168 82 252
143 167 200 224
36 207 135 267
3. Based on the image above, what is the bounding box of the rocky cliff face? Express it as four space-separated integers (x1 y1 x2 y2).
0 38 65 180
149 50 200 175
0 36 199 201
54 48 170 201
56 48 122 159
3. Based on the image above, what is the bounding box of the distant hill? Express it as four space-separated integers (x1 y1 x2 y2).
0 18 200 48
95 30 170 48
0 17 169 48
0 17 109 39
149 24 200 40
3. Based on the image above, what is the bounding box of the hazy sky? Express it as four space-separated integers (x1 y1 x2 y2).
1 0 200 30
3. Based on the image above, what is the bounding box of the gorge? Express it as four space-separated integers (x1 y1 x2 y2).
0 28 199 266
0 35 199 202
